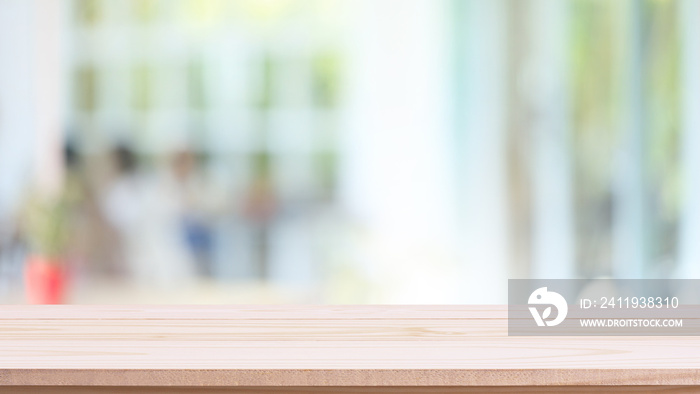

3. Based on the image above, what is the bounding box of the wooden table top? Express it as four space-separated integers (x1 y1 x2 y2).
1 305 699 388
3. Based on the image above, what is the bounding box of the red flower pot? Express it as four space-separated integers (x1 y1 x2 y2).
24 256 67 304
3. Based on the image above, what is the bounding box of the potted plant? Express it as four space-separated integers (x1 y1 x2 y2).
21 190 74 304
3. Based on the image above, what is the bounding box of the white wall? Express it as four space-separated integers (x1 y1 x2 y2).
528 0 575 279
677 0 700 279
0 0 64 226
341 0 460 303
613 0 648 279
454 0 511 303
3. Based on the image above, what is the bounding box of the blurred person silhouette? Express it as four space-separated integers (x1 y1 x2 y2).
60 140 94 274
242 153 278 279
100 143 195 287
64 139 125 278
169 148 218 277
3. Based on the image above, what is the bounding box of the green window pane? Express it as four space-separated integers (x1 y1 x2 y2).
254 53 274 109
188 58 207 110
75 66 98 112
252 151 272 180
315 151 337 197
311 52 341 108
76 0 101 26
133 0 159 23
132 64 153 111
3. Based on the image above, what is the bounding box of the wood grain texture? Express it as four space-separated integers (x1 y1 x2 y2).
0 305 699 388
2 386 700 393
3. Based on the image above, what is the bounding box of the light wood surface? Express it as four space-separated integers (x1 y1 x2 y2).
2 386 700 393
0 305 699 390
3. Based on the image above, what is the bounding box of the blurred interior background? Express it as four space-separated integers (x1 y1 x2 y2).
0 0 698 304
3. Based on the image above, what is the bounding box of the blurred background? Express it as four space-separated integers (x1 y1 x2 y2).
0 0 698 304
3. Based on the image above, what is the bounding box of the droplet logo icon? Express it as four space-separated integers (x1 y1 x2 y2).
528 287 568 327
